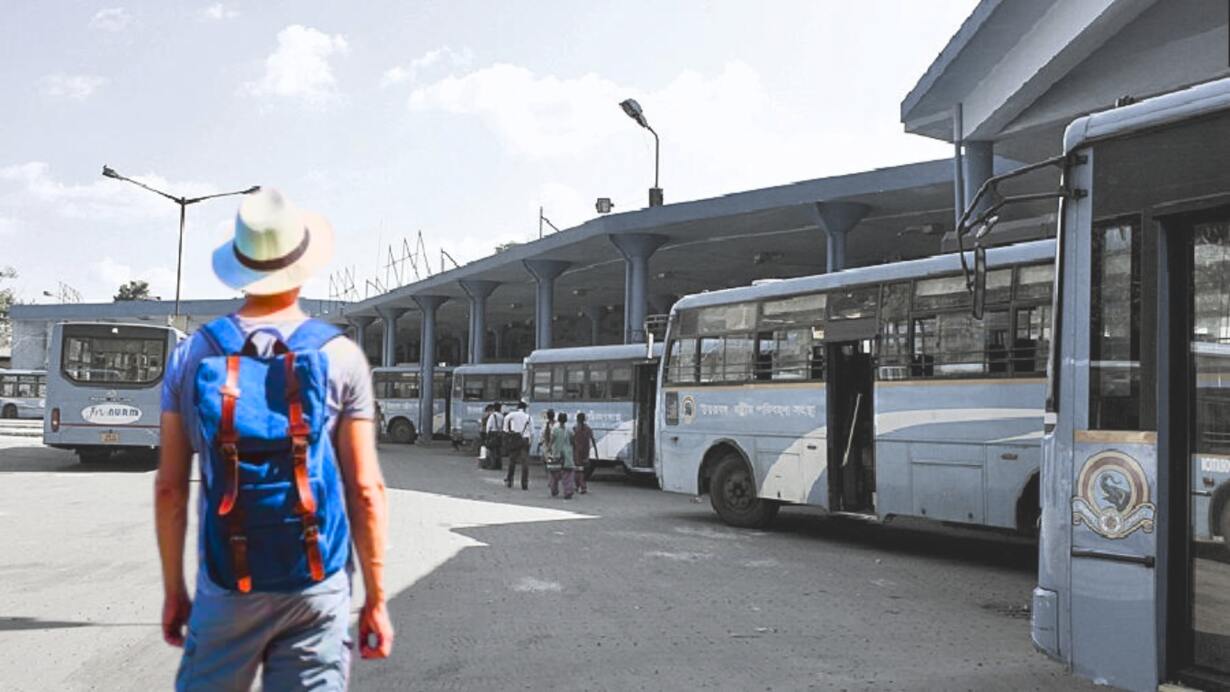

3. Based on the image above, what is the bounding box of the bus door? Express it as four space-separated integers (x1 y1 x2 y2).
1163 209 1230 680
826 338 876 513
632 361 658 471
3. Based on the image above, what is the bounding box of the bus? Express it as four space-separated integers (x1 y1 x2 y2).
525 343 662 474
44 322 182 463
655 239 1056 529
974 76 1230 691
449 362 522 448
0 369 47 419
372 365 453 444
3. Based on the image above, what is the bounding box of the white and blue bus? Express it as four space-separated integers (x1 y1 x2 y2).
983 76 1230 690
44 322 183 463
525 343 662 475
372 365 453 444
655 239 1055 529
449 362 523 448
0 369 47 419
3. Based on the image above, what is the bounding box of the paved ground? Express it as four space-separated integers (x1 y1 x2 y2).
0 436 1099 691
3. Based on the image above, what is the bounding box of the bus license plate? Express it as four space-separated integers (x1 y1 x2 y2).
100 432 119 444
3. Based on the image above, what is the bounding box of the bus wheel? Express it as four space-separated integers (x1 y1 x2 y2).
77 449 110 464
710 454 779 528
1 404 16 419
389 419 416 444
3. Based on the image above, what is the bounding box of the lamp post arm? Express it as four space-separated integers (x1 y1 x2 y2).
184 186 260 205
646 125 660 189
111 173 184 204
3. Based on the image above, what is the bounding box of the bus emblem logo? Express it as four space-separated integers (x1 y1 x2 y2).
81 404 142 426
1071 450 1155 540
681 396 696 424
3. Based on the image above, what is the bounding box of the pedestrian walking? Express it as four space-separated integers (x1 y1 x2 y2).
572 412 600 494
547 412 576 499
154 188 393 691
538 408 556 461
478 404 494 468
485 403 504 470
502 401 533 490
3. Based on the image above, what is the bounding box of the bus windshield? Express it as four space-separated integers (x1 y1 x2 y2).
62 332 166 385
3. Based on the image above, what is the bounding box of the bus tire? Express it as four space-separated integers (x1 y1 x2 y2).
1 404 16 419
709 453 778 528
388 418 416 444
1219 502 1230 552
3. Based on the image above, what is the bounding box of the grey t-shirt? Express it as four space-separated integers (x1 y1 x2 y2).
160 313 374 594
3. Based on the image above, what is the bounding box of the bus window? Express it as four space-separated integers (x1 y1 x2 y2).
532 367 551 401
772 328 814 380
1193 221 1230 455
463 377 484 401
565 366 585 400
914 274 969 312
699 337 723 383
666 337 698 383
1016 263 1053 302
1013 304 1050 375
724 334 754 382
697 303 756 335
585 365 608 399
754 332 774 381
761 293 826 328
551 366 565 400
936 312 986 376
1089 218 1141 430
498 376 520 401
0 376 12 397
879 282 910 380
985 309 1010 374
16 376 36 397
62 333 166 384
829 286 877 320
610 365 632 399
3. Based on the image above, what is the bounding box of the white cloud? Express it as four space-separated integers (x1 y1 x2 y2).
200 3 238 21
90 7 132 32
0 216 16 236
381 46 473 87
246 25 349 105
40 74 108 100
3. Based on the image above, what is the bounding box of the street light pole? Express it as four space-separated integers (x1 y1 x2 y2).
102 165 258 317
618 98 664 207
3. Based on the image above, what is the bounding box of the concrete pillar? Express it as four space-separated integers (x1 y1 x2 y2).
374 306 408 367
523 259 570 351
459 279 498 364
489 327 502 361
610 233 668 344
813 202 869 273
412 295 446 440
347 315 375 364
963 140 994 221
582 304 605 346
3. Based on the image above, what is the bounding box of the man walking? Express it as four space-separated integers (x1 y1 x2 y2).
485 402 505 471
572 412 599 494
502 401 533 490
155 188 394 691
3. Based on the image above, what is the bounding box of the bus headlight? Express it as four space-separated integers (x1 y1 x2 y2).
50 407 60 432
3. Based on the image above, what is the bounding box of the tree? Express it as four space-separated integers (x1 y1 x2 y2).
114 280 151 301
0 266 17 350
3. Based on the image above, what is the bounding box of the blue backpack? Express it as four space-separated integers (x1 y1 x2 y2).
194 316 350 593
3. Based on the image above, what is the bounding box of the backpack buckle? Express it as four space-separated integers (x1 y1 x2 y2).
220 441 239 461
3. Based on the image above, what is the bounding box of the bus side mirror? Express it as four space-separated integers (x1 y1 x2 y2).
972 245 987 320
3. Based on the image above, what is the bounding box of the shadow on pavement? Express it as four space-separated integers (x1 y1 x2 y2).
666 508 1038 573
0 616 156 631
0 445 157 473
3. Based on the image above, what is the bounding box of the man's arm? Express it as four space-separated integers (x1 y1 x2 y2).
155 411 194 647
336 416 394 659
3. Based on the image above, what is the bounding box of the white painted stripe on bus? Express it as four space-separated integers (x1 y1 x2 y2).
873 408 1044 435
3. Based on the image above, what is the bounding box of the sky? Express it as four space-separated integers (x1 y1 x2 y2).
0 0 978 304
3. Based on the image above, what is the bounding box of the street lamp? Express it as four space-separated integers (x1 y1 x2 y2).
101 165 259 317
618 98 663 207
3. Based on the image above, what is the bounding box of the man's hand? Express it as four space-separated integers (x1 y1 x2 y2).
358 600 394 659
161 587 192 647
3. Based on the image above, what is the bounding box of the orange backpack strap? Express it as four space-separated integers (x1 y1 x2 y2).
284 352 324 582
217 355 251 592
